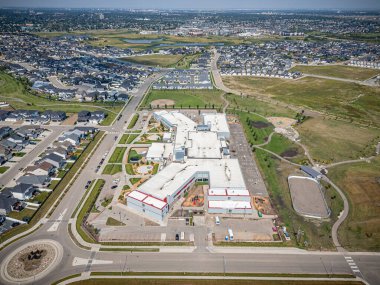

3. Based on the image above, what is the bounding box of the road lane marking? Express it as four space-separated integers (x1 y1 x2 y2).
47 208 67 232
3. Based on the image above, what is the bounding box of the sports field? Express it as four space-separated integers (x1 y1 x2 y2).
222 76 380 126
0 71 123 125
290 65 380 81
328 157 380 251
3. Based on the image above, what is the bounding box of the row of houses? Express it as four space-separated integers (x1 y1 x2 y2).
0 126 44 164
0 109 66 124
0 127 97 218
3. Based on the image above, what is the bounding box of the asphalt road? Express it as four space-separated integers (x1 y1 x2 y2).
0 71 380 285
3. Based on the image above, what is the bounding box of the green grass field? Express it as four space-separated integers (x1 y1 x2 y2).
125 163 135 175
8 208 36 221
102 164 122 175
106 217 125 226
121 54 184 67
127 114 139 129
236 111 274 145
328 157 380 251
108 147 126 163
290 65 380 81
223 76 380 126
0 71 123 125
175 53 200 69
142 89 224 109
296 117 379 163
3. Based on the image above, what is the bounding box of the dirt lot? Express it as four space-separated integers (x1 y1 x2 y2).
267 117 296 128
288 176 330 219
151 99 175 107
61 113 77 125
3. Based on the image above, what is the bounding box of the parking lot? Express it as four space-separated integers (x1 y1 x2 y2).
228 121 268 196
207 216 274 242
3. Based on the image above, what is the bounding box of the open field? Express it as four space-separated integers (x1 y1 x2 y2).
0 71 123 125
121 54 183 67
222 76 380 126
226 94 295 118
142 89 224 109
328 157 380 251
175 53 200 69
71 278 362 285
290 65 380 81
296 117 379 163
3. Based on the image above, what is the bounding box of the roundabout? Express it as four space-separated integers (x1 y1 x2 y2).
0 239 63 284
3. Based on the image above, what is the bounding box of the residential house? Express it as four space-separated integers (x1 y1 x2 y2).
38 153 66 169
24 161 56 176
0 126 12 139
89 111 106 125
77 111 91 123
5 183 35 200
0 193 19 215
0 145 12 162
17 175 51 188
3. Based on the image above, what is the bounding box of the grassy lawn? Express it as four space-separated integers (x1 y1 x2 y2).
125 163 135 175
101 197 112 208
29 191 50 204
106 217 125 226
48 180 60 190
71 278 362 285
263 133 309 165
127 114 139 129
222 76 380 126
128 149 142 162
142 89 224 109
290 65 380 81
0 166 9 174
119 133 139 144
236 111 274 145
0 71 123 126
121 54 184 67
108 147 127 163
0 131 104 244
102 164 122 175
296 117 379 163
226 93 295 118
328 157 380 251
76 179 105 243
152 163 159 174
8 208 36 221
129 178 141 185
13 152 26 157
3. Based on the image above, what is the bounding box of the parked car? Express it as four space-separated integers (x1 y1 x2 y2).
11 222 20 227
111 185 117 189
0 215 6 225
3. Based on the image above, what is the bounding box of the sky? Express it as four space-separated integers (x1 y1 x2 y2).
0 0 380 10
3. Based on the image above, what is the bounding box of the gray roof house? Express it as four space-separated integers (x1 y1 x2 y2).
5 183 35 200
0 193 19 215
38 153 66 169
17 175 51 188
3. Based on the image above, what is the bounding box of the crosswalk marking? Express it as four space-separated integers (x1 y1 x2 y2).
344 256 361 275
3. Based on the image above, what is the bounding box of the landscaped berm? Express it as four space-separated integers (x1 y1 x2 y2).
1 239 63 283
150 99 175 108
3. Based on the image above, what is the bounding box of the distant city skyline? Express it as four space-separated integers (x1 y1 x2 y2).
1 0 380 10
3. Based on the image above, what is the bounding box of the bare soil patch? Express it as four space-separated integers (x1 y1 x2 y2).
250 120 272 129
151 99 175 107
61 113 77 125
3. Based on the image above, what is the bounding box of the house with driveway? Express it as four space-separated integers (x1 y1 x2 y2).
4 183 35 200
17 175 51 188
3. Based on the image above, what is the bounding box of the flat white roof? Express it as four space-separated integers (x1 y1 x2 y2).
208 188 227 196
186 131 221 159
127 190 167 210
138 159 246 202
208 200 252 209
146 143 173 159
127 190 147 201
226 189 250 196
202 113 230 135
143 196 167 210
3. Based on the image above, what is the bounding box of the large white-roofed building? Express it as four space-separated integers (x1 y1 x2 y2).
126 111 252 221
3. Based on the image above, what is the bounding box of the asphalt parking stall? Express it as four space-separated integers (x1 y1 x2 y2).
228 122 268 197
